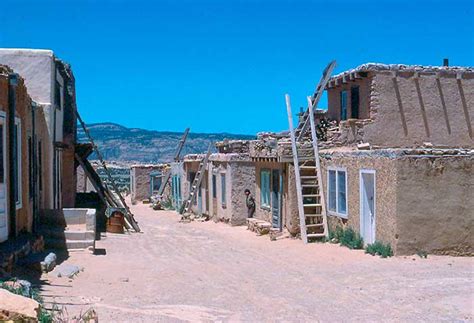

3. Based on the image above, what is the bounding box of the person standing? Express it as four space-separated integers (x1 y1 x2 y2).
245 189 255 218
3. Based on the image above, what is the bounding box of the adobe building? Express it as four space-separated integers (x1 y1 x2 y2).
314 63 474 255
0 49 79 210
207 142 255 225
130 164 169 204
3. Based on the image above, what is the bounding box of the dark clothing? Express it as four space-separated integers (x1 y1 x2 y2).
246 194 255 218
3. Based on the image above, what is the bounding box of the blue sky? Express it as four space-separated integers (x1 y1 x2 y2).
1 0 473 135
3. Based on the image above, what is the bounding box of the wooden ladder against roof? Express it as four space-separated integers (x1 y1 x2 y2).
285 61 335 243
157 128 190 196
75 111 141 232
295 61 337 141
179 144 212 219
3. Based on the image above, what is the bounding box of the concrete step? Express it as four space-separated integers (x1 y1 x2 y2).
44 238 94 250
38 226 94 241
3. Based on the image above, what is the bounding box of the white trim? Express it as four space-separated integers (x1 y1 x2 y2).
327 166 348 218
359 169 376 244
14 117 22 210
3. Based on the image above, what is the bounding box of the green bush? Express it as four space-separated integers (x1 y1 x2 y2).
365 241 393 258
329 226 364 249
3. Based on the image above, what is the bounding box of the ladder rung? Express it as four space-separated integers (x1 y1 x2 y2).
302 194 319 198
300 166 317 169
301 184 318 188
307 233 326 238
300 176 317 180
305 214 323 217
306 223 324 228
303 204 322 207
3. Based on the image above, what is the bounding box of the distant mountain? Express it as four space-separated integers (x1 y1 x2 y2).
78 122 255 164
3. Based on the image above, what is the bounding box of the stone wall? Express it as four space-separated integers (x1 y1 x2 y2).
395 155 473 256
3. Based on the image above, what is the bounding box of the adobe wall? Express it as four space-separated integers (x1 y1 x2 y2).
327 76 372 121
285 163 302 235
0 73 33 237
209 161 232 222
319 151 398 250
131 165 164 204
363 72 474 147
395 155 474 256
229 161 255 226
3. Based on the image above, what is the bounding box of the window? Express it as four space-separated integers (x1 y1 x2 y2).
150 173 162 193
328 168 347 217
260 169 271 208
340 90 347 120
220 174 226 207
14 119 22 209
351 86 359 119
212 174 217 198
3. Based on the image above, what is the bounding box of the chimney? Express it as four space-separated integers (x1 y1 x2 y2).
443 58 449 67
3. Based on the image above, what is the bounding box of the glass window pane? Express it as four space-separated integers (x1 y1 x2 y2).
337 171 346 214
328 170 336 211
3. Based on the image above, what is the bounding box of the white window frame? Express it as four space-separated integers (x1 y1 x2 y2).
327 166 347 218
260 169 271 209
14 118 22 209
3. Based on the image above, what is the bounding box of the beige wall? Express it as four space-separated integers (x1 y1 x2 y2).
131 166 165 204
327 76 372 121
395 155 473 256
320 153 398 250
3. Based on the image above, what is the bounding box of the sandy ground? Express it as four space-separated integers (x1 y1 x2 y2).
38 202 474 322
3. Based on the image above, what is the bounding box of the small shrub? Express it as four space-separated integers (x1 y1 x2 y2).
329 226 364 249
366 241 393 258
416 250 428 259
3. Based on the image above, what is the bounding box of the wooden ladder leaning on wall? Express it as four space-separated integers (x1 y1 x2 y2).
76 110 141 233
179 144 212 220
156 128 190 196
285 60 336 243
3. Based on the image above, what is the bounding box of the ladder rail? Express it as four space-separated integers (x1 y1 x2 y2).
76 111 141 232
179 144 212 216
285 94 308 244
307 96 329 237
157 128 190 196
297 61 337 141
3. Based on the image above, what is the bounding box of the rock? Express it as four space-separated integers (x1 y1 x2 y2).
423 142 433 148
2 280 32 297
41 252 57 273
50 263 83 278
0 288 39 320
357 142 371 150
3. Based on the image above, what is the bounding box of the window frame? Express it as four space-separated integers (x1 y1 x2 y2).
340 90 347 120
220 173 226 208
260 169 271 209
212 174 217 199
327 166 348 218
14 118 22 209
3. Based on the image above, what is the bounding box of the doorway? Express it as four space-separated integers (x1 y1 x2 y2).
360 170 376 244
0 114 7 242
271 169 282 230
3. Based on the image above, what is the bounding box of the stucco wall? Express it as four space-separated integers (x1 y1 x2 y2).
395 155 474 256
229 161 255 226
364 72 474 147
131 166 165 204
319 152 398 250
327 76 372 121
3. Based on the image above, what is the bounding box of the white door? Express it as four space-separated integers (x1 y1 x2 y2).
360 170 376 244
0 115 8 242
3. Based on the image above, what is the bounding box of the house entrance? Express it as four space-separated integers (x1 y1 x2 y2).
360 170 376 244
271 169 282 230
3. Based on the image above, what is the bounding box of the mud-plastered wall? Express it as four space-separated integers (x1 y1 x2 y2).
395 155 474 256
364 72 474 147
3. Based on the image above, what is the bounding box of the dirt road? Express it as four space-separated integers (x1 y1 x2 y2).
40 203 474 322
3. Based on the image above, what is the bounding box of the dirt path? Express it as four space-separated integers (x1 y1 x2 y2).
40 202 474 322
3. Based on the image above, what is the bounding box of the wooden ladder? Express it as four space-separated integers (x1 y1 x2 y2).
295 61 336 141
285 61 336 243
76 111 141 232
179 144 212 218
157 128 190 196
